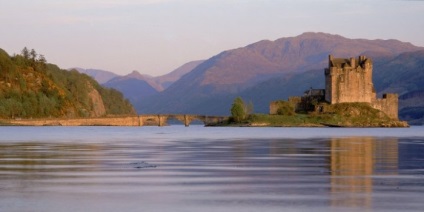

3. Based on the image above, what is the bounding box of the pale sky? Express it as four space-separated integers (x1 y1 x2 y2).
1 0 423 76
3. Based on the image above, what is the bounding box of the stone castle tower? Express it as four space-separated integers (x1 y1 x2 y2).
325 55 375 103
271 55 399 120
325 55 399 119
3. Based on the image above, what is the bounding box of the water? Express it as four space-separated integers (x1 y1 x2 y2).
1 126 424 211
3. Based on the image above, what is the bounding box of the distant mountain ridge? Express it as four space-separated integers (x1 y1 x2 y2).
103 72 159 103
72 68 119 84
136 32 424 117
68 32 424 124
166 32 421 94
154 60 204 89
76 60 204 107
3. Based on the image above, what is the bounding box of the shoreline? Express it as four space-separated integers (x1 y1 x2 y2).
1 114 410 128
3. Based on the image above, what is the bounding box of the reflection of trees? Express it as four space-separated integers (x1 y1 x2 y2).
330 137 398 209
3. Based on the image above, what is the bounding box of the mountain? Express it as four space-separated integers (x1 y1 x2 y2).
236 50 424 122
373 50 424 125
154 60 204 89
136 32 424 115
374 50 424 95
72 68 119 84
399 90 424 125
103 71 160 102
102 60 204 107
0 48 135 119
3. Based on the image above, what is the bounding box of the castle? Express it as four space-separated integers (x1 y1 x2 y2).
270 55 399 119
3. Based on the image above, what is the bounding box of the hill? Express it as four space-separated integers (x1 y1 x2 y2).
103 71 160 102
72 68 119 84
0 48 135 119
374 50 424 125
136 32 424 116
154 60 204 89
101 60 204 107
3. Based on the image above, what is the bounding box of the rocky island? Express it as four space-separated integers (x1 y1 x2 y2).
221 55 409 128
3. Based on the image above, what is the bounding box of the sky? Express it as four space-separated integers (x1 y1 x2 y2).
1 0 423 76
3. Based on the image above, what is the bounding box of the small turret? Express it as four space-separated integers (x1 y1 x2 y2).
359 55 366 63
350 57 356 68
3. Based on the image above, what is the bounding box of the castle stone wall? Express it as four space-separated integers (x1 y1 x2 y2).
371 93 399 120
325 55 375 104
270 55 400 121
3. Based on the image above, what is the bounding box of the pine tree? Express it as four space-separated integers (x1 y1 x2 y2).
21 47 30 60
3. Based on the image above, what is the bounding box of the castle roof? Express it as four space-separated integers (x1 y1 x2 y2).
304 88 325 96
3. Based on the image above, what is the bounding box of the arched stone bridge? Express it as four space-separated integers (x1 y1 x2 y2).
7 114 229 127
140 114 228 127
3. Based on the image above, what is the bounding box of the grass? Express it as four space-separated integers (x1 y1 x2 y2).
227 103 409 127
248 114 319 126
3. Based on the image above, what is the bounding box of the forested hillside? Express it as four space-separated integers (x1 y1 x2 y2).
0 48 135 119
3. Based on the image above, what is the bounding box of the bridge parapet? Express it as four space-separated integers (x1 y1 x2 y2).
6 114 228 127
139 114 228 127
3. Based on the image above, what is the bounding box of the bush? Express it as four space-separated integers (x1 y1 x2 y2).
230 97 246 123
275 101 295 116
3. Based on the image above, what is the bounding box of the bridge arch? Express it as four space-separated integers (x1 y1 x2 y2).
138 114 228 127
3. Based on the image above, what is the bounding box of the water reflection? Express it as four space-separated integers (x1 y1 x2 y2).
0 143 103 173
330 137 398 209
1 127 424 212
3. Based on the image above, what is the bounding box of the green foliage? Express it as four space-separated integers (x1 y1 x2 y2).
99 87 135 115
323 103 386 119
238 103 405 127
230 97 245 123
0 47 135 119
230 97 254 123
21 47 30 60
248 113 310 126
274 101 295 116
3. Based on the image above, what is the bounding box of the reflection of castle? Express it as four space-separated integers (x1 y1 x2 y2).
270 55 399 119
330 137 398 208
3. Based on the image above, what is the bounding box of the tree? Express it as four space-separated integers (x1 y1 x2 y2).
21 47 30 60
0 49 14 81
38 54 47 64
245 100 254 115
231 97 247 123
276 101 295 116
0 48 136 118
30 49 37 61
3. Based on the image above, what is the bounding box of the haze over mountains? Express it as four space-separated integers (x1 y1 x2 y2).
75 60 204 104
72 68 119 84
78 32 424 124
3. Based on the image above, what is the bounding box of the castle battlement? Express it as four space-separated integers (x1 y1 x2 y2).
325 55 398 119
325 55 375 104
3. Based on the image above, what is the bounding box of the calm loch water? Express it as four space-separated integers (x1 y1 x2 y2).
1 126 424 211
